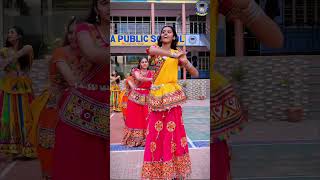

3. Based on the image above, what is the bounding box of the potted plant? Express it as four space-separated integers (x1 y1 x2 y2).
280 78 304 122
181 81 188 91
231 65 248 116
41 38 62 59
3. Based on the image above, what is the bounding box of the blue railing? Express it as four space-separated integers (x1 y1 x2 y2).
261 26 320 54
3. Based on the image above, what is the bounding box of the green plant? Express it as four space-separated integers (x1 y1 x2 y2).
231 65 247 83
280 77 290 87
279 76 304 122
41 38 62 55
181 81 188 88
231 65 248 106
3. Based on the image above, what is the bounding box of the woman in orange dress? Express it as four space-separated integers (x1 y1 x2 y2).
31 16 79 180
119 70 136 121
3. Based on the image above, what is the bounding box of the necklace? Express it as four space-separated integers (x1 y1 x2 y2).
96 25 108 45
140 69 148 77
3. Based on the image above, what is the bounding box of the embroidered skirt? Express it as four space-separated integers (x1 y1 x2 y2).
110 84 121 112
141 106 191 180
123 90 149 147
0 89 36 158
37 107 59 179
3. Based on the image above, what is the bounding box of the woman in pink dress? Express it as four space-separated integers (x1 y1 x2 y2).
141 26 199 180
123 57 153 147
52 0 109 179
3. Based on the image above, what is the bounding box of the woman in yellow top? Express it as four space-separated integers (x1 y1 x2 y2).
0 26 35 158
110 70 121 112
141 26 199 180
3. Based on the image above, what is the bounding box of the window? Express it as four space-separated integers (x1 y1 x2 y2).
111 16 151 34
53 0 90 9
198 52 210 71
284 0 319 26
155 17 177 34
188 15 207 34
111 16 179 34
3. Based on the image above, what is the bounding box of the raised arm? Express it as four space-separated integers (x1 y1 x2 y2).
225 0 283 48
76 24 108 65
56 61 78 86
133 70 153 82
51 48 78 87
127 78 136 89
16 45 33 59
179 56 199 78
147 46 185 59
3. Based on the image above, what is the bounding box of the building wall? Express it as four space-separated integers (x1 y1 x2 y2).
29 56 318 121
30 58 210 100
214 55 318 122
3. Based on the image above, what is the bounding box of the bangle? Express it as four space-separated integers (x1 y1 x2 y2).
242 0 264 26
170 52 177 58
183 61 192 69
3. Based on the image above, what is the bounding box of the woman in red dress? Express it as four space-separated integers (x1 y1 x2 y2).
123 58 153 147
52 0 109 179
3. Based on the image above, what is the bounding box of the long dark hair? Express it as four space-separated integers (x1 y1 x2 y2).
5 26 24 49
112 70 120 84
87 0 100 24
157 25 179 50
63 16 77 46
137 57 149 70
5 26 31 71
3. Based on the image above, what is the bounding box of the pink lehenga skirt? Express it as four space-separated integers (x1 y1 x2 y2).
141 106 191 180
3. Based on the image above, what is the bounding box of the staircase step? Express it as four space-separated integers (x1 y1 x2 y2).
308 75 320 83
308 111 320 121
307 67 320 75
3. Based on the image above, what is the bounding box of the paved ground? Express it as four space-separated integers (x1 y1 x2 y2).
110 100 211 179
111 148 210 180
229 119 320 180
1 99 320 180
0 160 41 180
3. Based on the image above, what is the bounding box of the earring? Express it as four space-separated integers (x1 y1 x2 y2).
173 37 176 40
96 15 100 23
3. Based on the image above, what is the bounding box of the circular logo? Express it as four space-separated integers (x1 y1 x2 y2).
196 0 209 16
188 35 197 45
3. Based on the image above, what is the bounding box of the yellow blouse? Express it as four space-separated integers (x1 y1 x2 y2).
149 49 187 111
0 48 33 94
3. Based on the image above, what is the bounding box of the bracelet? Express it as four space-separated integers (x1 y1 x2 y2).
225 6 242 21
242 0 264 26
170 52 177 58
183 61 192 69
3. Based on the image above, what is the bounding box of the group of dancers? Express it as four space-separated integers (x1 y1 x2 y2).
0 0 284 179
0 0 109 179
112 25 199 179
